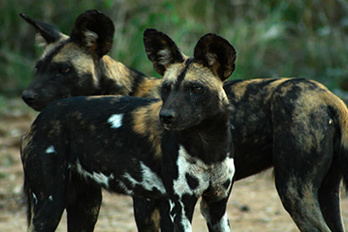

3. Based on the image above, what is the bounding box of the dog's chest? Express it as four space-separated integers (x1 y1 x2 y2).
173 145 235 199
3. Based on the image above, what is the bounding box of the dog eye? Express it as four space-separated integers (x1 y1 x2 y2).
191 85 202 94
59 67 70 74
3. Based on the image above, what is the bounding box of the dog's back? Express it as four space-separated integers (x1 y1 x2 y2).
225 77 348 231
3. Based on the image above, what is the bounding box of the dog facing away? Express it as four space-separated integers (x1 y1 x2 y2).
20 31 237 231
224 77 348 232
20 10 161 111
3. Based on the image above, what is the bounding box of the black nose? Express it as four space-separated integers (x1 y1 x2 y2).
160 109 176 125
22 89 38 105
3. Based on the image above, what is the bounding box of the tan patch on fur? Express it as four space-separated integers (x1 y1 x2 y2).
164 62 229 109
38 34 68 54
231 78 289 102
150 208 160 229
316 82 348 150
132 101 163 159
133 78 162 98
52 43 98 86
97 56 134 95
284 178 330 231
184 63 221 89
275 79 348 153
291 99 325 152
20 128 35 165
283 81 329 153
162 63 186 84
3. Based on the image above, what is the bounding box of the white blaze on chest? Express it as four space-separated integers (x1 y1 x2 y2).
173 145 235 198
108 114 124 129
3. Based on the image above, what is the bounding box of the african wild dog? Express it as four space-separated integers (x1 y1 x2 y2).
144 29 348 231
22 11 348 230
145 28 236 231
20 10 161 111
20 30 236 231
21 10 162 231
224 78 348 232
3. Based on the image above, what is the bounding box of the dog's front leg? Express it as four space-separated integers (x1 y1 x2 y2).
200 196 231 232
166 195 198 232
160 165 198 231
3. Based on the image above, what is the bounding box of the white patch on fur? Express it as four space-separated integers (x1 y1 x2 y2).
45 145 56 154
83 30 98 47
169 199 176 222
217 212 230 232
171 146 234 232
173 148 206 197
179 202 192 231
174 146 234 198
48 195 53 201
117 181 134 195
123 162 165 194
108 114 124 129
32 192 38 205
206 212 231 232
76 159 114 189
168 199 192 231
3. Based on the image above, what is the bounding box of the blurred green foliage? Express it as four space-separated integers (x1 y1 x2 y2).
1 0 348 96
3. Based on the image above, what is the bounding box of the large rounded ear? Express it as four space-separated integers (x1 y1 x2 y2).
20 13 67 47
70 10 115 58
194 33 236 81
143 28 185 76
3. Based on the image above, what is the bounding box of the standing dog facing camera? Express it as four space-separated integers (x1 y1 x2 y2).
20 30 237 232
144 29 348 231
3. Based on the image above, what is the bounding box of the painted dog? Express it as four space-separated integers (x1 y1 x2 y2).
20 10 162 231
22 10 348 230
144 29 348 231
20 10 161 111
225 78 348 232
20 30 237 231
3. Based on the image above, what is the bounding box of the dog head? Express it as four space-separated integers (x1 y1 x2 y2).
20 10 114 111
144 29 236 130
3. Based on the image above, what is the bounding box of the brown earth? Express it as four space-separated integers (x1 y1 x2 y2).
1 97 348 231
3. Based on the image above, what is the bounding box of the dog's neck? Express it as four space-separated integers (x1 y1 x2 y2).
96 55 149 96
174 112 232 164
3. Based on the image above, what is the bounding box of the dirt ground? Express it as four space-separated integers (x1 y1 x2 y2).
1 97 348 231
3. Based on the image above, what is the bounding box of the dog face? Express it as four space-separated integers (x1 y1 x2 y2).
20 10 114 111
144 29 236 130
